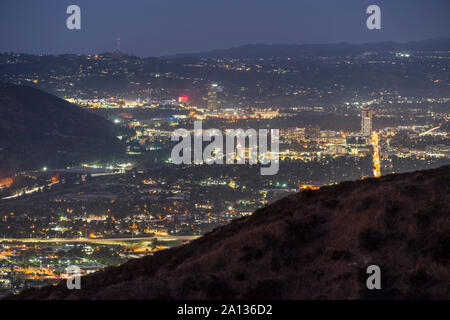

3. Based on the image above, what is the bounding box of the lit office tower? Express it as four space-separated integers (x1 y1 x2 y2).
361 108 373 137
207 83 219 111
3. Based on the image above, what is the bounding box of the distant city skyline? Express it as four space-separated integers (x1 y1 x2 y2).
1 0 450 56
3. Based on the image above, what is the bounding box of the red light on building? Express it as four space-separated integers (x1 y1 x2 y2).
178 96 189 103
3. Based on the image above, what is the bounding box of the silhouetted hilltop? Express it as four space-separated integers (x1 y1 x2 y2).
8 165 450 300
0 82 124 171
178 38 450 58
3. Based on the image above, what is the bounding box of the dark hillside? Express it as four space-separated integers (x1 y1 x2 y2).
7 165 450 300
0 82 124 171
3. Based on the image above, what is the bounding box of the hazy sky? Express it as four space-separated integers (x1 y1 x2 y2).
1 0 449 56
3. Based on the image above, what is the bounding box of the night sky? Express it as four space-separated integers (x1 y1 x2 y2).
1 0 449 56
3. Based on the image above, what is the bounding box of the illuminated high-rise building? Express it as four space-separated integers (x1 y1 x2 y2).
361 108 373 137
371 132 381 177
207 83 219 111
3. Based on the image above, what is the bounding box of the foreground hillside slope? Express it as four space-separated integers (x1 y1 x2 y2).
10 166 450 300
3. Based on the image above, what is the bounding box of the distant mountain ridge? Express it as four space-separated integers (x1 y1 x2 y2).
9 165 450 300
176 38 450 58
0 81 124 172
